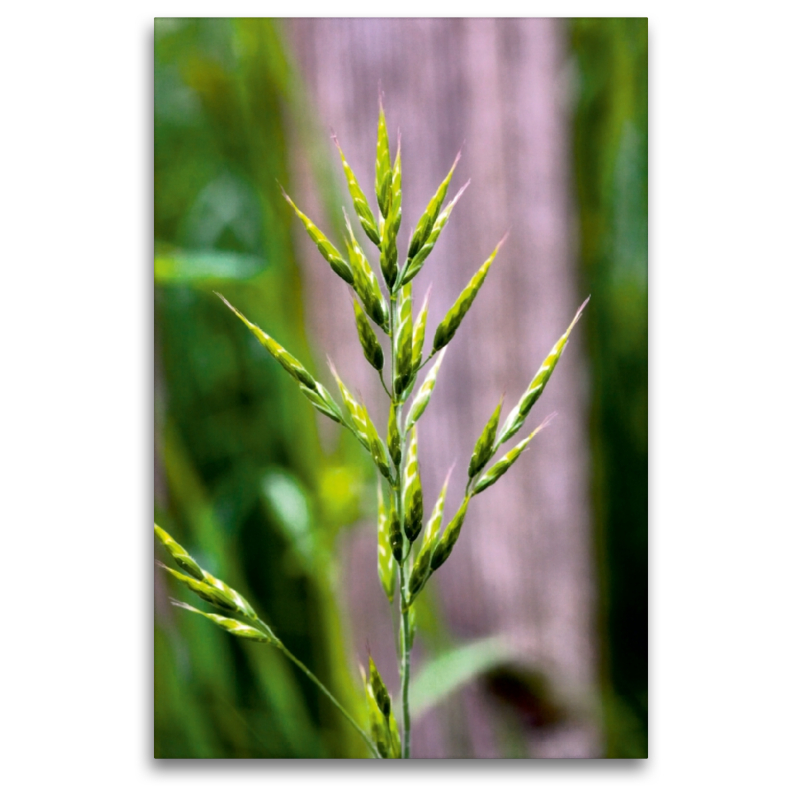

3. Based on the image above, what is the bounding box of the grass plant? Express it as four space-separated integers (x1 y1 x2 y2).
155 100 587 758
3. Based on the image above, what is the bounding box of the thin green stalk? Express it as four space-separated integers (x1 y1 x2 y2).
253 619 380 758
390 288 412 759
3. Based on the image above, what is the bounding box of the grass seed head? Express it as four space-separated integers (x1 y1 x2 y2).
280 186 353 285
432 233 507 352
496 298 589 445
393 282 414 395
368 655 392 718
158 562 240 614
172 600 275 644
468 396 505 478
154 524 204 581
405 348 446 429
352 296 385 372
387 401 402 466
473 413 556 496
334 134 380 245
376 482 397 602
402 426 424 543
430 496 471 572
375 100 392 219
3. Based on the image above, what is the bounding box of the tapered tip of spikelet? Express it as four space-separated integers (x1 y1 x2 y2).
169 599 197 613
443 461 456 487
496 229 511 252
534 411 558 435
326 356 340 381
449 180 471 208
214 291 236 314
566 296 591 336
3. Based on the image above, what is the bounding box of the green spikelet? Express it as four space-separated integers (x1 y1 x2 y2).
328 361 369 449
380 137 402 289
401 181 469 286
171 601 275 644
157 562 240 615
389 497 403 563
387 402 402 466
411 286 430 374
352 297 384 372
473 414 555 495
407 150 461 262
405 349 446 429
369 656 392 718
432 233 508 352
215 294 316 390
497 298 589 445
375 101 392 219
407 467 452 606
377 482 397 602
403 426 424 543
365 407 394 484
468 396 504 478
201 569 258 620
344 213 388 331
280 187 353 285
154 523 204 581
334 135 380 246
430 496 471 573
299 382 344 424
393 282 413 395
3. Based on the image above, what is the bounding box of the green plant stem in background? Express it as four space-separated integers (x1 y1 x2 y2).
271 634 380 758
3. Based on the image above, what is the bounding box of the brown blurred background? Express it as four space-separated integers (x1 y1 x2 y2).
155 18 647 759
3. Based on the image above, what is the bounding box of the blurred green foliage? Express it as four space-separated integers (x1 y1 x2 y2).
154 18 371 758
570 18 648 757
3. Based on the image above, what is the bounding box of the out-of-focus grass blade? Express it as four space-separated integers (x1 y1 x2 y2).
155 248 266 283
409 636 513 720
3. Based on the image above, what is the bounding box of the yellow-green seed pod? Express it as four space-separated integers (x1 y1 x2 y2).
401 181 469 286
368 656 392 718
158 562 240 614
172 600 275 644
202 569 258 620
344 213 388 331
365 408 394 483
379 138 402 289
281 187 353 285
411 286 430 374
334 135 380 246
375 101 392 219
352 297 384 372
405 349 447 430
468 396 504 478
430 497 471 573
377 482 397 602
154 524 204 581
216 294 317 390
497 298 589 445
362 668 390 759
328 361 370 450
432 233 508 352
403 426 424 543
389 498 403 563
393 282 413 395
473 414 554 496
387 402 402 466
407 150 461 262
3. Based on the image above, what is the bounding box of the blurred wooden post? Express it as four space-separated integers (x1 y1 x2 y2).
289 18 599 757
